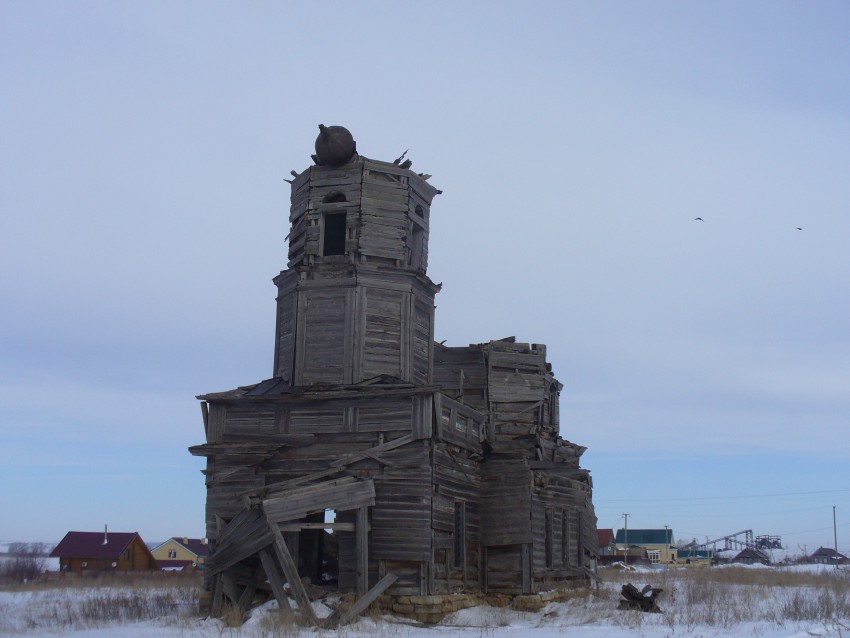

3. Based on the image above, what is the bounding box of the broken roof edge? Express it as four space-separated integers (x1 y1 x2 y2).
197 375 441 402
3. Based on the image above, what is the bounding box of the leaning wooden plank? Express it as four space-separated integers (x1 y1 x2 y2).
209 573 226 618
356 506 368 597
325 573 399 628
267 519 320 627
258 549 295 621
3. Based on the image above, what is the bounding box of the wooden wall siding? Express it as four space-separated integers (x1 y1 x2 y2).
480 460 533 547
297 288 348 385
274 287 297 382
205 469 266 539
531 474 598 574
206 404 226 443
289 405 346 434
487 348 547 403
371 443 432 562
357 398 413 432
483 545 525 594
431 440 481 593
412 299 432 385
224 405 278 435
362 288 404 379
432 345 488 407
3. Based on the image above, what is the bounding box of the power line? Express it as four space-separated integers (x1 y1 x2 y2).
599 488 850 504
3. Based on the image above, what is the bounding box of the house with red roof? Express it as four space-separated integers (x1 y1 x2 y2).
50 529 157 573
597 528 615 555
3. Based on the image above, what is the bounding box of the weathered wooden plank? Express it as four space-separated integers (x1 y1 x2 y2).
258 549 295 619
327 573 399 628
267 521 319 626
356 506 368 597
263 478 375 523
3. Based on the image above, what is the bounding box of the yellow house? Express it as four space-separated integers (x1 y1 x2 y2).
151 537 208 569
614 528 677 564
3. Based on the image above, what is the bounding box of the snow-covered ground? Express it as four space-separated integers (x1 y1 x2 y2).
1 565 848 637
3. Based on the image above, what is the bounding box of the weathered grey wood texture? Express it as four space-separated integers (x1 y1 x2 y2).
192 132 597 621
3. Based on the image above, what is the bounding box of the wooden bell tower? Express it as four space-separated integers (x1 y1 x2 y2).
273 125 441 387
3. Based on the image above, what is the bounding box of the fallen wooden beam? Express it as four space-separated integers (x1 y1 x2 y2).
258 549 295 622
323 573 399 629
267 518 320 626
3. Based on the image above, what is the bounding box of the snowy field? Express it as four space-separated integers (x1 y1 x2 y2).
1 565 848 638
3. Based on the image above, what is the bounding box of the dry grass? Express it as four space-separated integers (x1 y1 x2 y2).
0 572 201 634
595 565 850 629
0 569 202 592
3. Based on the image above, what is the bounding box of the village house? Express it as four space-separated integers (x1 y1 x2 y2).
151 537 209 570
597 529 616 555
51 529 156 573
732 547 770 565
190 126 598 625
614 528 676 564
810 547 848 565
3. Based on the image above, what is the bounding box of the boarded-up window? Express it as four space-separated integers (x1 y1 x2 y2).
453 501 466 569
562 509 571 567
545 507 554 568
454 413 468 434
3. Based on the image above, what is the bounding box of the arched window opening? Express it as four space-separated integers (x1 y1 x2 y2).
323 191 347 203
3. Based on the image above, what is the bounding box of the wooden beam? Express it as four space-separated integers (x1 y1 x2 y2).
235 565 265 612
209 573 224 617
356 506 368 598
258 549 295 621
267 519 320 626
278 522 360 532
324 573 399 629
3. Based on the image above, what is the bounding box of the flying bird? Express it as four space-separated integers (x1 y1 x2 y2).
796 227 803 231
694 217 704 222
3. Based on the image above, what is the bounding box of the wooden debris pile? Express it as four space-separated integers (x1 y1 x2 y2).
618 582 663 613
203 475 397 629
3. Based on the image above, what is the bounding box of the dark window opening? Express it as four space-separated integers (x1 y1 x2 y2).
323 213 347 255
548 386 558 426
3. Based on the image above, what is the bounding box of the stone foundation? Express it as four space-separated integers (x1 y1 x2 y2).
376 587 588 624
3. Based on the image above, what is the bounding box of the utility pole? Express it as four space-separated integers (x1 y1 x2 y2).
623 513 630 567
834 505 838 568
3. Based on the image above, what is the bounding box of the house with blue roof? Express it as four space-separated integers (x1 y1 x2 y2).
615 528 677 565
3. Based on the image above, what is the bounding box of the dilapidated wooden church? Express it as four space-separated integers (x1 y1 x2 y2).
190 125 597 625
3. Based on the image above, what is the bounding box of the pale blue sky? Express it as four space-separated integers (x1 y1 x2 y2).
1 2 848 552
